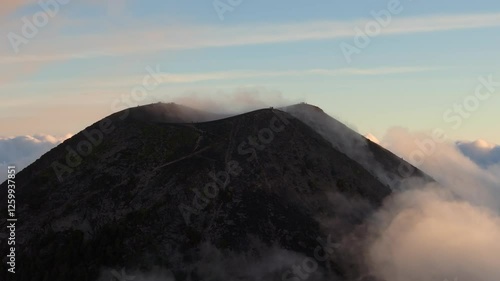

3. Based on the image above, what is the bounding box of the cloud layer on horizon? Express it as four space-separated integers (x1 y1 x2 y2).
457 139 500 169
0 134 71 183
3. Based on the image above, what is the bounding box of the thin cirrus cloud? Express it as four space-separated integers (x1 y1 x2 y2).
146 67 438 84
1 12 500 64
0 66 438 91
0 66 438 90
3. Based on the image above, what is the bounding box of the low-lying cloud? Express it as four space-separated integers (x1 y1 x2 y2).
0 134 71 183
366 128 500 281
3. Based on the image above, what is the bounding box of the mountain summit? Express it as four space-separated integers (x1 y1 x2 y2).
0 103 429 281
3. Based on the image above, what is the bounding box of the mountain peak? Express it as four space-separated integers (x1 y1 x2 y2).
284 102 325 113
0 102 430 281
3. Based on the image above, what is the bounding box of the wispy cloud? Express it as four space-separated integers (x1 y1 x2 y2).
150 67 438 84
1 12 499 64
0 66 439 90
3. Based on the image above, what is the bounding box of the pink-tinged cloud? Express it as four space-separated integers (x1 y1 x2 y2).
366 128 500 281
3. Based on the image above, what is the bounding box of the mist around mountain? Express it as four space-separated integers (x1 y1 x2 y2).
0 103 499 281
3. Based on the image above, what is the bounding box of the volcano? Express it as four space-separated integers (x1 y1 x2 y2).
0 103 430 281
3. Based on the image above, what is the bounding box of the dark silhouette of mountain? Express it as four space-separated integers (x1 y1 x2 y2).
0 103 429 281
113 102 227 123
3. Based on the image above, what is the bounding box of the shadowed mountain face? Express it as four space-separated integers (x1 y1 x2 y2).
0 103 428 281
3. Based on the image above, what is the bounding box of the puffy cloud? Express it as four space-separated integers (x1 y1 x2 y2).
457 139 500 169
0 134 71 183
368 185 500 281
367 128 500 281
379 128 500 208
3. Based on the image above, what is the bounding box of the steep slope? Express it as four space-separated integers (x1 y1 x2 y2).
0 104 425 281
283 103 432 189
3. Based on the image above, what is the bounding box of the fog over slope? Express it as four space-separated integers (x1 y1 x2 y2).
281 104 431 190
366 128 500 281
274 104 500 281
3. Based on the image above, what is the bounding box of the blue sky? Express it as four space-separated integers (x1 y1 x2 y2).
1 0 500 143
